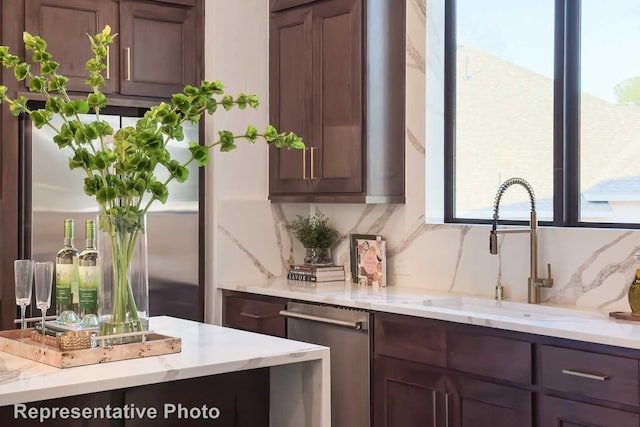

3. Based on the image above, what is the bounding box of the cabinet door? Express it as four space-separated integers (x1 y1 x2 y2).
450 377 532 427
538 395 639 427
373 355 446 427
222 292 287 337
310 0 362 193
25 0 118 93
269 6 314 195
119 0 196 98
124 369 269 427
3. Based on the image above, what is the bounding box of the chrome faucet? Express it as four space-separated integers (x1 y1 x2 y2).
489 177 553 303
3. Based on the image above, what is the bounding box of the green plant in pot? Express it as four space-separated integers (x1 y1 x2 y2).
285 209 341 266
0 26 303 342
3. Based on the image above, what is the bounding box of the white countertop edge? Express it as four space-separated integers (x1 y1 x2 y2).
0 317 331 407
2 347 330 406
218 280 640 351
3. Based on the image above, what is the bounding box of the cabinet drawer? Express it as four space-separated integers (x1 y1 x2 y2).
539 345 639 406
374 313 446 367
447 330 532 384
222 293 287 338
539 395 640 427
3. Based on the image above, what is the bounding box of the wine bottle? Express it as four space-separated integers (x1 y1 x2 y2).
78 219 100 318
55 219 79 318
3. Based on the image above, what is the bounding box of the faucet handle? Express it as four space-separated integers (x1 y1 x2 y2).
489 230 498 255
540 264 554 288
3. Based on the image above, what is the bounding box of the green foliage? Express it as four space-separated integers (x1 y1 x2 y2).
0 25 304 221
285 209 342 249
614 76 640 106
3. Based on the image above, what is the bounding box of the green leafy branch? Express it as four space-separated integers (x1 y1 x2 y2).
0 26 304 226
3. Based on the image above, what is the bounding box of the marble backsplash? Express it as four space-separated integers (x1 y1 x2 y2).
218 200 640 312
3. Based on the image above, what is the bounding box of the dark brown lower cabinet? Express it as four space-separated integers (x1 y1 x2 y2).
451 376 532 427
0 390 117 427
373 355 533 427
124 370 269 427
538 395 639 427
221 291 287 337
373 355 445 427
0 369 269 427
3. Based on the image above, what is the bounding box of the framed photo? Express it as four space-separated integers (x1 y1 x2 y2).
350 234 387 286
350 234 376 280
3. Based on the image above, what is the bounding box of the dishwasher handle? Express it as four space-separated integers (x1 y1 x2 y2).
279 310 366 330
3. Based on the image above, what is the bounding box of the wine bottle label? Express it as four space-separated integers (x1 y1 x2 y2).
71 258 79 304
78 266 99 312
79 265 100 288
56 264 74 305
79 289 98 311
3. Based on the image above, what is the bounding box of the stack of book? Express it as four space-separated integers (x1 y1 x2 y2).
287 265 346 282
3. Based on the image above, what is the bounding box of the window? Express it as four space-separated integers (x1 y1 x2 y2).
445 0 640 227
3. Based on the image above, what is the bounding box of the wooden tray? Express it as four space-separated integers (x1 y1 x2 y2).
0 328 181 368
609 311 640 322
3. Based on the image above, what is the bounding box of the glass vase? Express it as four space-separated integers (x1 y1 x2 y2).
97 213 149 344
304 248 332 266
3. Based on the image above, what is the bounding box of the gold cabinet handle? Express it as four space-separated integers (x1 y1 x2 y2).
445 393 450 427
106 46 110 79
125 47 131 81
302 148 307 180
431 391 437 426
561 369 609 381
238 312 274 320
310 147 316 179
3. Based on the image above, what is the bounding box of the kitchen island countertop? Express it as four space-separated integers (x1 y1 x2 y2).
0 316 330 427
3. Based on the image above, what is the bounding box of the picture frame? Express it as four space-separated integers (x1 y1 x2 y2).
350 234 387 286
350 234 377 280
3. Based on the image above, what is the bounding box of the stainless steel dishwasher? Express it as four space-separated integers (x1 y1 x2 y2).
280 301 371 427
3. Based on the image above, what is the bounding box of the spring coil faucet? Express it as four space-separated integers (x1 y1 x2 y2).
489 177 553 303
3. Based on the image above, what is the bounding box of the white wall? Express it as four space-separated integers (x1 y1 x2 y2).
205 0 640 323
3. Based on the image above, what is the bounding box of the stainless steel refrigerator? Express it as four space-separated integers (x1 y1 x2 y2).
20 113 201 321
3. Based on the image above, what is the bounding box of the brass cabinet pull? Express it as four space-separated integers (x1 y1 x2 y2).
302 148 307 180
561 369 609 381
310 147 316 179
431 390 438 427
106 46 110 79
238 312 272 320
125 47 131 81
445 393 450 427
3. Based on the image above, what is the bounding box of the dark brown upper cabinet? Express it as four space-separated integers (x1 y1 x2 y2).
269 0 406 203
119 0 197 98
269 5 314 194
22 0 199 100
25 0 119 93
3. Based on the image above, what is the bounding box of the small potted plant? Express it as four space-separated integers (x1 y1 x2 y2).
285 209 341 266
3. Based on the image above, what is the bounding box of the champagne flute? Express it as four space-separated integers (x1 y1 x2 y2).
14 260 34 334
34 262 54 338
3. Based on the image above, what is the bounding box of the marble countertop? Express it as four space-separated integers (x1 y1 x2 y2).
219 278 640 351
0 316 329 406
